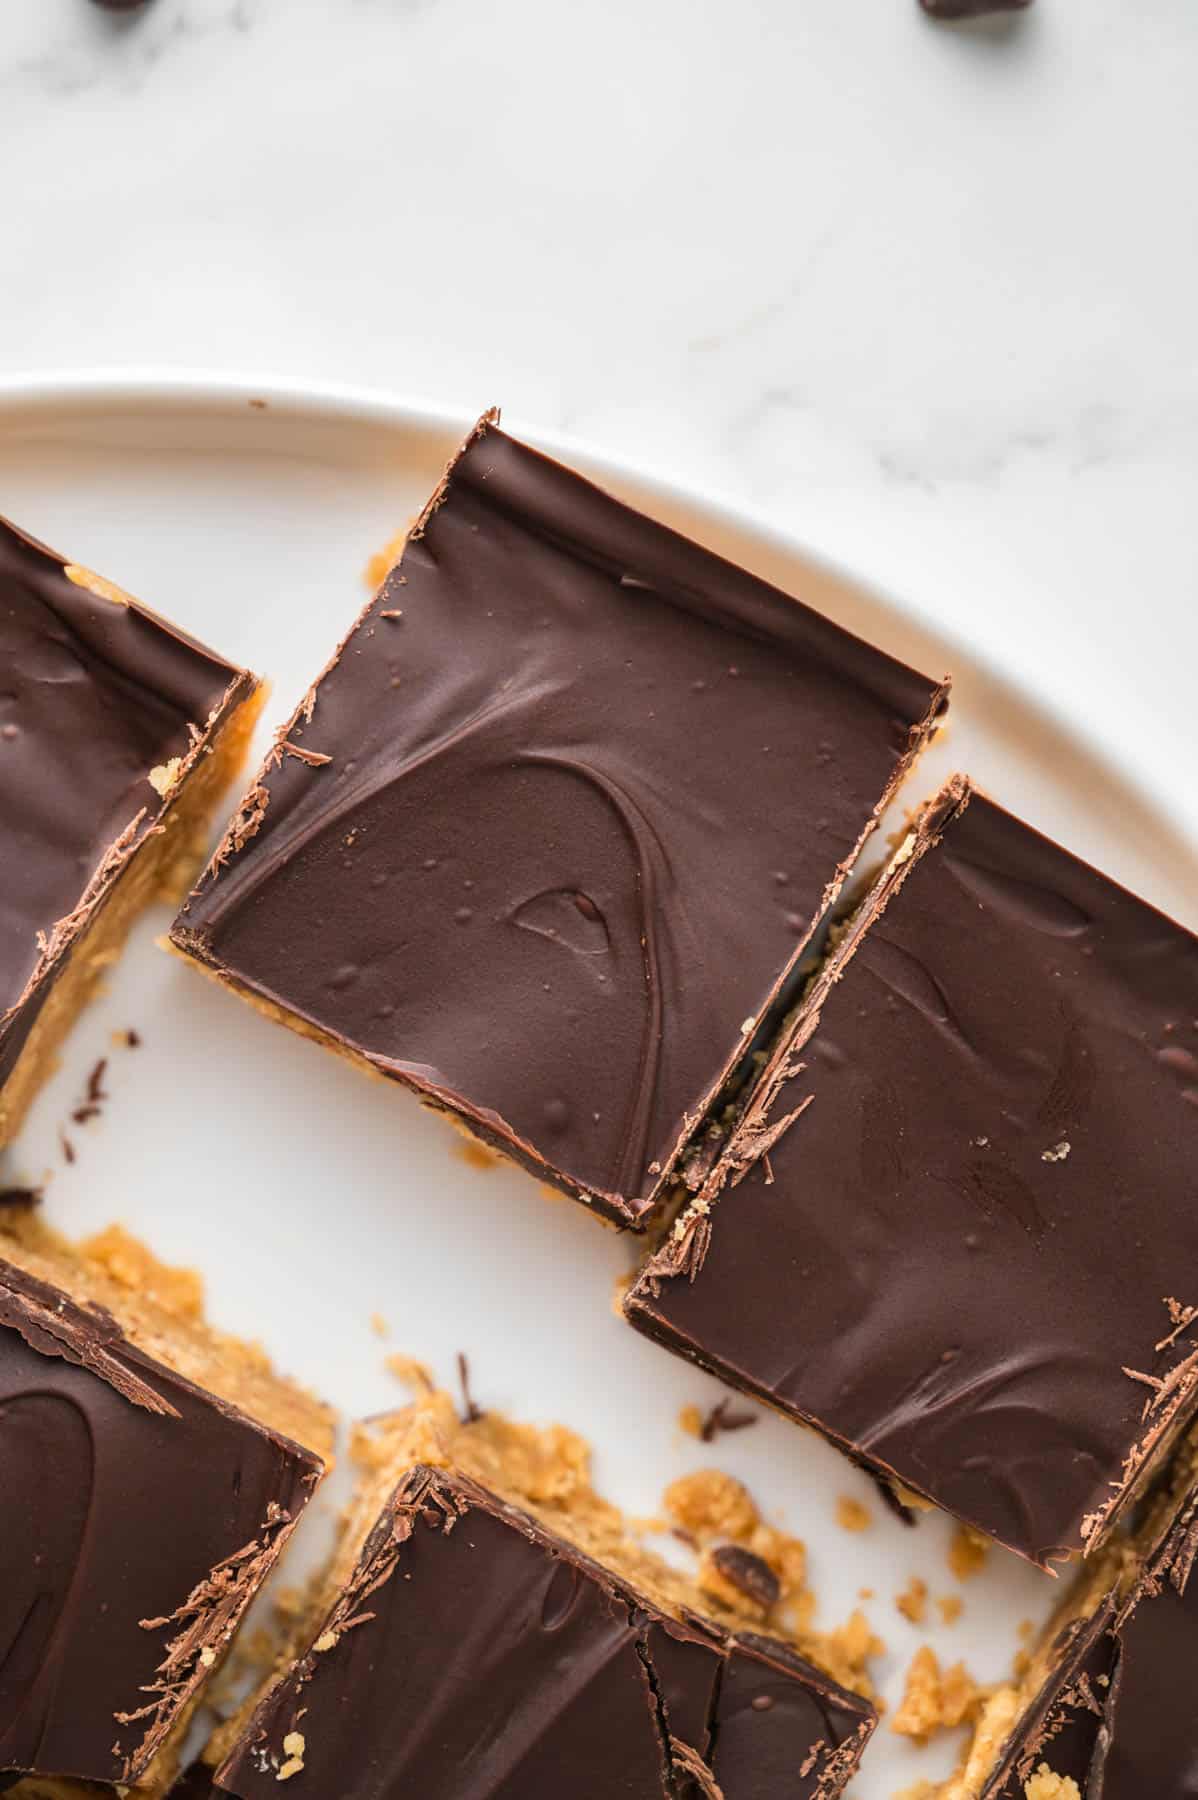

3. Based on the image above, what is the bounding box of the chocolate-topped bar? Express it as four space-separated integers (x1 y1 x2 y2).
0 1220 328 1793
212 1390 875 1800
170 415 946 1226
0 516 262 1145
951 1452 1198 1799
628 777 1198 1567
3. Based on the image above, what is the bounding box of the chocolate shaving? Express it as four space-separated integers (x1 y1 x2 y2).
0 1186 41 1210
61 1131 76 1164
457 1351 484 1424
699 1397 758 1443
87 1058 109 1103
709 1545 781 1612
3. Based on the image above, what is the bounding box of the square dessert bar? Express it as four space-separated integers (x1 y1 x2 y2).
947 1440 1198 1800
0 1208 331 1795
628 777 1198 1568
210 1391 875 1800
170 414 947 1227
0 516 263 1146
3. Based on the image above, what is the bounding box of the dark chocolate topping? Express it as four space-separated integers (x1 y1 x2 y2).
630 783 1198 1566
984 1605 1118 1797
173 419 945 1226
987 1490 1198 1797
921 0 1032 16
0 1258 321 1786
215 1465 872 1800
0 515 252 1091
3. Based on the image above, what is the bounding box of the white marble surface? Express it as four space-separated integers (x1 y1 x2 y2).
0 4 1195 1794
1 0 1195 841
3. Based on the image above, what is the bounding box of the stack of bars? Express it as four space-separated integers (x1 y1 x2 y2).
3 411 1197 1798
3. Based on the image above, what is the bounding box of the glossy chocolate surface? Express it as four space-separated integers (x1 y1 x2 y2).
173 420 945 1226
0 515 252 1091
988 1491 1198 1797
0 1259 321 1786
216 1465 873 1800
629 784 1198 1565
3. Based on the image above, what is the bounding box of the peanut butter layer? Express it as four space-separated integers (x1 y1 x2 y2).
0 513 262 1145
0 1210 330 1795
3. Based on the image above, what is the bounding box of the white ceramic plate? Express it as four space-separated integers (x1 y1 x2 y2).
2 375 1195 1796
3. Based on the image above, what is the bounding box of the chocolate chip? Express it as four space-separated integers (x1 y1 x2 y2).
710 1545 781 1612
920 0 1032 15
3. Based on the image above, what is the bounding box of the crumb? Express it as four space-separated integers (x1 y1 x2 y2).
148 756 184 798
814 1610 886 1697
380 609 403 620
199 1646 216 1668
1041 1141 1072 1163
664 1469 759 1542
937 1593 963 1626
948 1524 989 1581
858 1587 875 1600
1024 1768 1081 1800
1013 1646 1032 1679
370 1312 389 1339
456 1140 498 1171
679 1403 704 1439
1017 1618 1035 1640
111 1027 141 1049
896 1576 928 1625
277 1731 306 1781
314 1630 339 1653
836 1496 873 1534
891 1646 987 1742
384 1353 434 1392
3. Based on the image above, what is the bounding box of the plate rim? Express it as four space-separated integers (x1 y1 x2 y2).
0 365 1192 861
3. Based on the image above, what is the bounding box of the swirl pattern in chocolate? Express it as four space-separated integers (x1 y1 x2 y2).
629 782 1198 1567
173 420 946 1225
0 1259 322 1787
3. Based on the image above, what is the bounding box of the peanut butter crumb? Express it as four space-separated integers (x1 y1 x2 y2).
455 1140 499 1171
314 1630 339 1653
896 1576 928 1625
370 1312 389 1339
858 1587 875 1600
891 1646 987 1742
277 1730 306 1781
948 1523 989 1581
1024 1768 1081 1800
664 1469 759 1542
1018 1618 1035 1640
937 1593 963 1626
199 1646 216 1668
384 1353 434 1392
679 1403 704 1439
836 1495 873 1533
148 756 184 799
